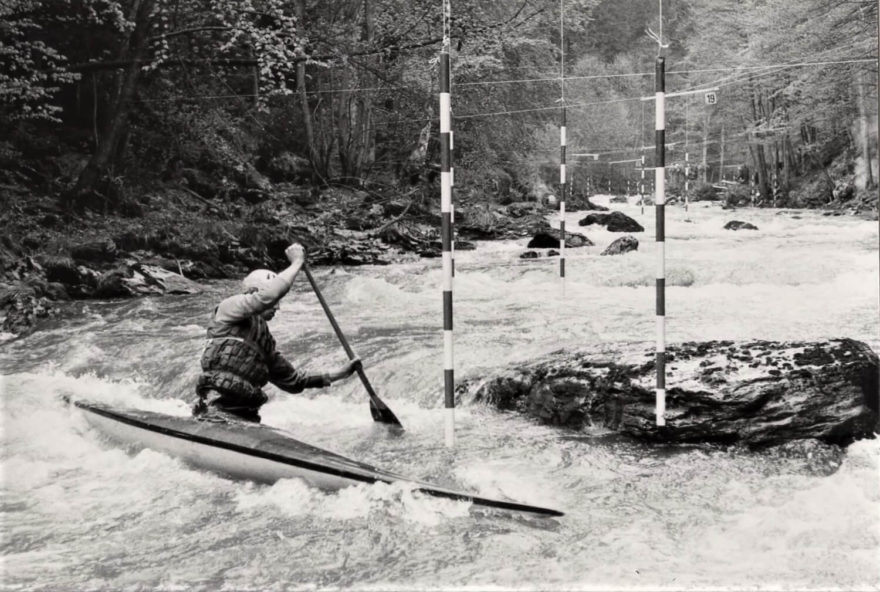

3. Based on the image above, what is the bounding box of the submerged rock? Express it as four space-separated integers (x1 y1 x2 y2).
725 220 758 231
460 339 879 448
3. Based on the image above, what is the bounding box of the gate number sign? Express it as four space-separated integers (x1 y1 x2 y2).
705 92 717 105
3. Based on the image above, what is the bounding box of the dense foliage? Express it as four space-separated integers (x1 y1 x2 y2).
0 0 877 207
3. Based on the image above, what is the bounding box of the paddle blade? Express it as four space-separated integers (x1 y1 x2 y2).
369 396 403 428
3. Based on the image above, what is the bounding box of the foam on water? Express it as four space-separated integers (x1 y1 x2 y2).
2 203 879 590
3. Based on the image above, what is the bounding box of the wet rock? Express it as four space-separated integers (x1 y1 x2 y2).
547 249 560 257
456 203 549 241
610 196 628 203
583 198 609 211
505 202 543 218
96 263 203 298
724 220 759 231
42 257 100 297
601 235 639 255
520 250 540 259
460 339 879 448
526 231 560 248
0 284 59 337
578 211 644 233
527 229 593 249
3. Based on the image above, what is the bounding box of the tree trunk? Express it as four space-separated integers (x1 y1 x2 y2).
71 0 155 199
748 84 770 202
294 0 318 175
856 70 875 188
701 111 711 182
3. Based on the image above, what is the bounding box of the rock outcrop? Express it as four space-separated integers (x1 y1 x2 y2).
460 339 879 448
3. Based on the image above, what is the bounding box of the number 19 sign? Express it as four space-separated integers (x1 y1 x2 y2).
705 91 717 105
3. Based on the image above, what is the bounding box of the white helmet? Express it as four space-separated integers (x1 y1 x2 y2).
242 269 277 292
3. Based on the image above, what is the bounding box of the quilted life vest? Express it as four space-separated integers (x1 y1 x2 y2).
195 311 275 408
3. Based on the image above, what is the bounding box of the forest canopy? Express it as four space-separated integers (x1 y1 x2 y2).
0 0 877 206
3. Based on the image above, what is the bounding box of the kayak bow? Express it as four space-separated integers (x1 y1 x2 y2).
73 400 564 518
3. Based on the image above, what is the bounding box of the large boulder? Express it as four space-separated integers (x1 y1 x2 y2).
601 235 638 255
578 211 644 232
460 339 879 448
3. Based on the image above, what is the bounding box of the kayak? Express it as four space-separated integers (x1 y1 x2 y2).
73 400 564 518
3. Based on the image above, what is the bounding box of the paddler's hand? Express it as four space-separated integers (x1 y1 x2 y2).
285 243 305 266
325 358 361 384
343 357 362 377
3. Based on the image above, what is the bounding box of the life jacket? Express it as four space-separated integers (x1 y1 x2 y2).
195 311 275 408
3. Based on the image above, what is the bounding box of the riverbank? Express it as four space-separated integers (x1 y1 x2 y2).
1 173 876 340
0 179 563 338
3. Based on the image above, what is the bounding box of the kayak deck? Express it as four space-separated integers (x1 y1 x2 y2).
74 400 564 518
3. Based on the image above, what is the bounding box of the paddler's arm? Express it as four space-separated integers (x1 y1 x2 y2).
269 354 362 394
215 244 305 322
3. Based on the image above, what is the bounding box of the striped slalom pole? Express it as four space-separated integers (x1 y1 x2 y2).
559 0 566 281
450 130 455 278
654 56 666 427
559 108 566 280
440 0 455 448
640 155 646 215
684 151 690 212
684 98 690 213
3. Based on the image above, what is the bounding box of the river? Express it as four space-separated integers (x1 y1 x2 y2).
2 198 879 590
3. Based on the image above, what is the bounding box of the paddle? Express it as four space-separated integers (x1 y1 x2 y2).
301 263 404 430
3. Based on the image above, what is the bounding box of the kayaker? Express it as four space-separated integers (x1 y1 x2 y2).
193 242 361 422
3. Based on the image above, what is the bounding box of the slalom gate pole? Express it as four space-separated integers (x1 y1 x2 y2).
685 99 689 213
450 130 455 278
440 0 455 448
641 155 646 215
685 151 690 212
560 114 566 280
876 0 879 390
559 0 566 281
655 56 667 427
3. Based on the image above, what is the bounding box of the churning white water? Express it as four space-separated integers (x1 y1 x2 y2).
2 198 879 590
